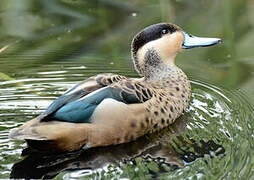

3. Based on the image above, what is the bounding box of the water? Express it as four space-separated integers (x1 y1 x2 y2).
0 0 254 179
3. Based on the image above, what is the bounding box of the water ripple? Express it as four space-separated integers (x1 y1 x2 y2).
1 79 253 179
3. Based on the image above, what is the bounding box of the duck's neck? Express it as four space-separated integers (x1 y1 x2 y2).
132 48 186 82
140 48 181 81
144 62 182 82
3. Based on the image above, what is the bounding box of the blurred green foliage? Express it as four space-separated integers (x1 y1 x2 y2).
0 0 253 99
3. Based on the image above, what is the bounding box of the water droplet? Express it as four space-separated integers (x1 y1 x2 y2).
132 13 137 17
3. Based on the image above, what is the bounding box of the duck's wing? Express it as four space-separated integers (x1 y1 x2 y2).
9 80 154 148
39 73 127 120
51 80 153 123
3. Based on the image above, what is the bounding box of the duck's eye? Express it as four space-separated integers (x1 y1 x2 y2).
161 29 169 35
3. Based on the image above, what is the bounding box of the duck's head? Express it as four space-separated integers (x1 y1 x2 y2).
131 23 221 76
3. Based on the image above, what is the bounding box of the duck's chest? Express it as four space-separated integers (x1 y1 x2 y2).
149 71 191 101
144 75 191 130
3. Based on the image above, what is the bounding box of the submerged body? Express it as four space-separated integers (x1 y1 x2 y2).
9 23 221 152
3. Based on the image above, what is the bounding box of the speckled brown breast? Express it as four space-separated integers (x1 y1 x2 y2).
98 69 192 146
144 75 191 133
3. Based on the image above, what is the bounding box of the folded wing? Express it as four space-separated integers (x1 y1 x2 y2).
39 73 127 121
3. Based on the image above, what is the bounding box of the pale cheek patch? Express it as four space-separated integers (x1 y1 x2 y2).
159 32 184 60
136 32 184 66
160 32 184 56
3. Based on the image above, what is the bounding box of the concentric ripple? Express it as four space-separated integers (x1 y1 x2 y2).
58 80 254 180
1 71 253 179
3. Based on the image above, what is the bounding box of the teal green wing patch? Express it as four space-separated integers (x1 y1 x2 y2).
40 80 101 120
40 74 126 120
52 85 152 123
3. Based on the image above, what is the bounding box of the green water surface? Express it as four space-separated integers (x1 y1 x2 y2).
0 0 254 179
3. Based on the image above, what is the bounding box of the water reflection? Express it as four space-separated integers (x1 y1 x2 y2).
10 115 225 179
2 76 253 179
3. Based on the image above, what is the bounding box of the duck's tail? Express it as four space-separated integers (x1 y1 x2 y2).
9 117 47 140
9 117 90 152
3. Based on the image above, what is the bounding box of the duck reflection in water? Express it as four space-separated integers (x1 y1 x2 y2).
11 115 225 179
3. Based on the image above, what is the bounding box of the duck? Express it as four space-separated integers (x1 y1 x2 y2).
9 23 221 153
